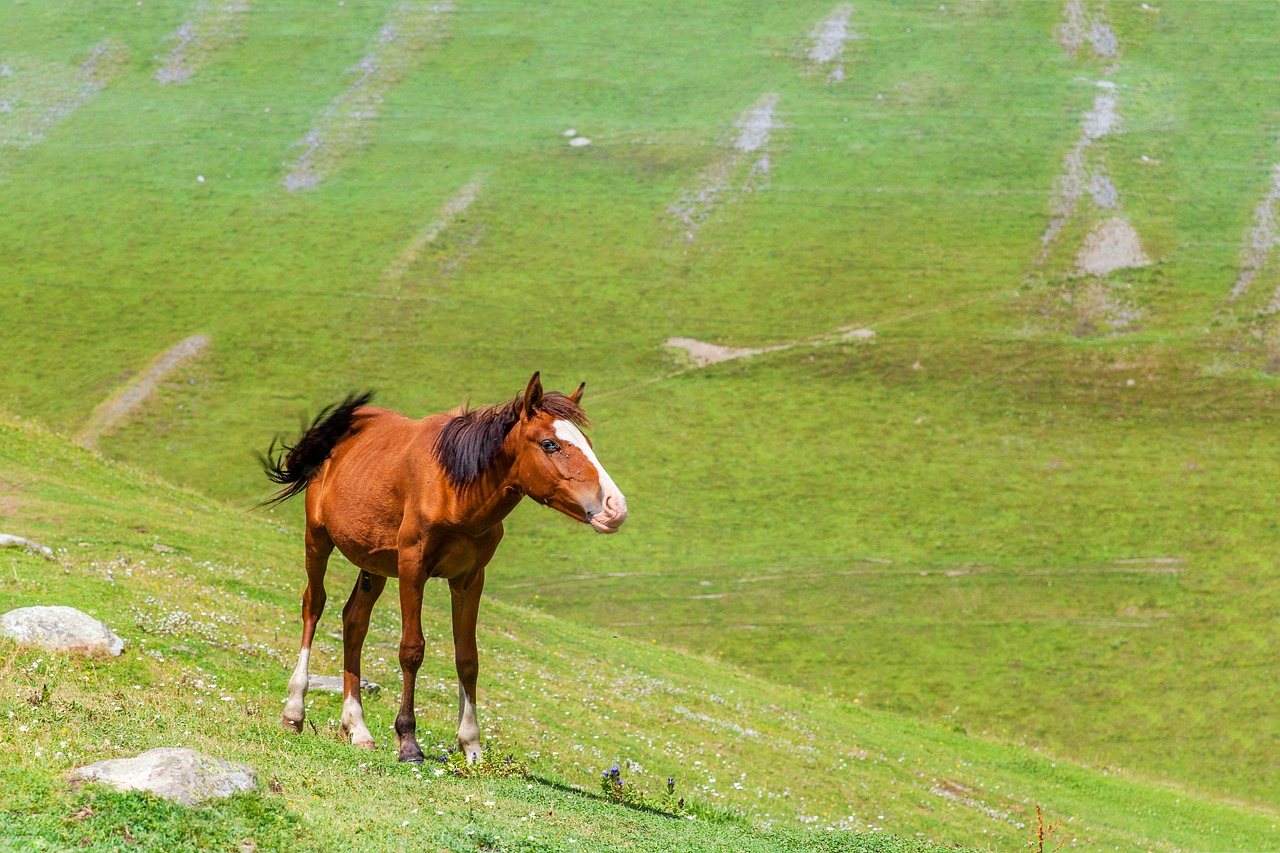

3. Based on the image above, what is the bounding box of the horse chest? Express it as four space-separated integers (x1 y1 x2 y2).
425 535 488 581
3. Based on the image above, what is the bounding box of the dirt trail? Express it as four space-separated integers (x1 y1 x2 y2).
154 1 251 85
0 39 129 151
382 179 482 286
77 335 210 450
1230 164 1280 301
806 5 856 82
1057 0 1120 63
666 326 874 368
283 1 455 191
669 93 778 240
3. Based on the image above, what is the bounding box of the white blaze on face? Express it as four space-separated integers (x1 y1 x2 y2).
553 419 628 532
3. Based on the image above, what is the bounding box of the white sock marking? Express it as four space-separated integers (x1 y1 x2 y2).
283 648 309 723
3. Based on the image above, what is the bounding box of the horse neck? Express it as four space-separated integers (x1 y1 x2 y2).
448 453 524 531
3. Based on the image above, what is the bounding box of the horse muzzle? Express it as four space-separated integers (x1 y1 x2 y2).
586 493 628 534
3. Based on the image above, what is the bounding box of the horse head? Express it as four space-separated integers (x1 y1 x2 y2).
512 372 628 534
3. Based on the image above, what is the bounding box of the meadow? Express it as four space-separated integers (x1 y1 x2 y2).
3 413 1278 851
2 0 1279 844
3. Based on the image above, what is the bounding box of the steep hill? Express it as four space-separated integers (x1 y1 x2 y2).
2 416 1278 850
2 0 1279 808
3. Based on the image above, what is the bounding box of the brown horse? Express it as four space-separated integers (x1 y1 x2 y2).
258 373 627 763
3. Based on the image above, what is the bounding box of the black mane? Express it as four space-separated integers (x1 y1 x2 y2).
434 392 589 486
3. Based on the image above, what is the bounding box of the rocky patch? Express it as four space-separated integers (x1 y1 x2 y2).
72 748 255 805
0 605 124 656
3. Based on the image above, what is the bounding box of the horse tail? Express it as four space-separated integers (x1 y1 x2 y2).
255 391 375 508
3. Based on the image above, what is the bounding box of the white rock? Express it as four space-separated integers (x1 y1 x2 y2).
568 136 591 147
0 534 53 556
307 673 381 694
842 328 876 341
0 605 124 656
72 748 255 805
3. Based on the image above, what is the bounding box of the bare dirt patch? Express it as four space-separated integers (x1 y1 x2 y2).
1075 216 1151 277
669 93 779 240
78 335 210 450
154 1 252 85
0 39 130 151
283 1 455 191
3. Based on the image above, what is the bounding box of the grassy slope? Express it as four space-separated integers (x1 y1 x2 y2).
2 416 1278 851
1 0 1279 809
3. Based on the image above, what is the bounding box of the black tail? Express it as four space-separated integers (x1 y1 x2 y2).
255 391 375 509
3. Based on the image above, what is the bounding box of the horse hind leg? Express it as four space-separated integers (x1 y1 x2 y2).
339 570 386 749
282 530 332 732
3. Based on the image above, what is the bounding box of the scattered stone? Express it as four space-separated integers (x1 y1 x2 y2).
0 533 53 557
0 605 124 656
568 136 591 147
1075 217 1152 276
72 748 255 805
307 674 381 694
152 544 175 553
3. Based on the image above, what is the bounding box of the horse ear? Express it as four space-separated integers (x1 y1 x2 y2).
522 371 543 418
569 381 585 405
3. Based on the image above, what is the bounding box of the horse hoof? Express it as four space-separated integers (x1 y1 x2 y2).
353 738 377 751
399 753 425 765
280 716 304 733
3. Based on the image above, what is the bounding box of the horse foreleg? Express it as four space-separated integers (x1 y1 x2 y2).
340 570 386 749
450 566 486 763
282 530 331 732
393 569 428 764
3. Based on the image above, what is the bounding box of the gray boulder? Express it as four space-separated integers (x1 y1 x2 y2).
0 605 124 656
72 748 255 805
0 533 53 557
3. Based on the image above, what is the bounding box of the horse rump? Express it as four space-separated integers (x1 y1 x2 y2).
256 391 375 508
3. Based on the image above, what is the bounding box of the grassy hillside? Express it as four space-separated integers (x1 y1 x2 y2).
3 416 1279 851
2 0 1279 810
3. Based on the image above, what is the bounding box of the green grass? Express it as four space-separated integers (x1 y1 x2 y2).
2 415 1279 851
2 0 1280 818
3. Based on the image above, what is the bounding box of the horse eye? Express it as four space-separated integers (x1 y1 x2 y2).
540 439 560 453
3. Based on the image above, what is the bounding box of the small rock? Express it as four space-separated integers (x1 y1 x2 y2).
842 328 876 341
0 606 124 656
307 674 380 695
72 748 255 805
568 136 592 147
0 534 53 557
152 544 174 553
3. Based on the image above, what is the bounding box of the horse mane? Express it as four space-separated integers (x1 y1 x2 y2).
434 392 589 486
